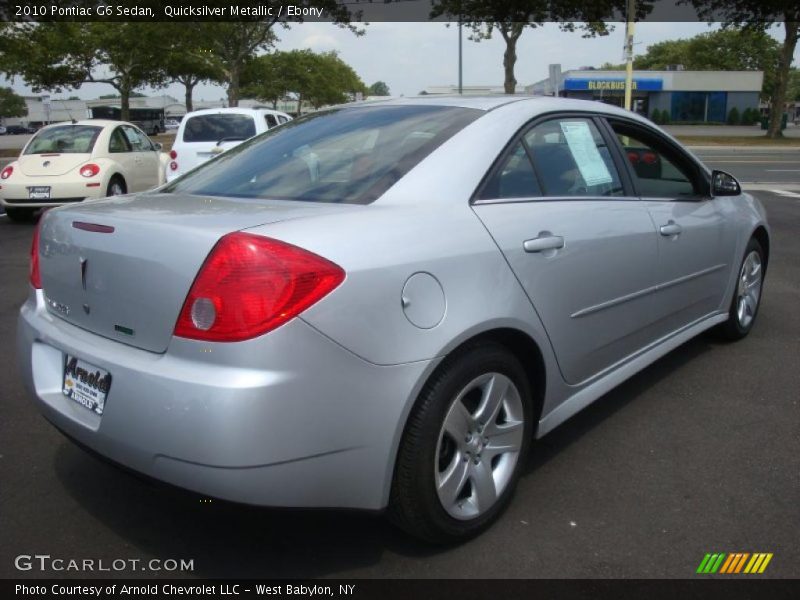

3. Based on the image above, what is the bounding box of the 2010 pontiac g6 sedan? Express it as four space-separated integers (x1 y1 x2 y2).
18 97 769 543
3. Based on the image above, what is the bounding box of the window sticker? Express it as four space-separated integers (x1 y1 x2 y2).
559 121 613 186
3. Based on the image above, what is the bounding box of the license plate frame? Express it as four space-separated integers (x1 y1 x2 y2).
28 186 51 200
62 355 112 416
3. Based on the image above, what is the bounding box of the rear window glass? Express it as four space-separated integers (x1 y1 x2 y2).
24 126 101 155
182 114 257 143
163 105 481 204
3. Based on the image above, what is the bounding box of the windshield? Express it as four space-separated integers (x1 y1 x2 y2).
163 105 481 204
24 125 101 155
182 114 256 143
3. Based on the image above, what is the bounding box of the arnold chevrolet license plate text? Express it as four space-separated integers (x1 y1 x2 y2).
27 186 51 199
63 356 111 415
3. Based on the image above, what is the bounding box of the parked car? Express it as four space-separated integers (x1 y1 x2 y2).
0 125 6 135
18 97 769 543
5 124 37 135
164 118 180 131
166 107 291 181
0 119 169 221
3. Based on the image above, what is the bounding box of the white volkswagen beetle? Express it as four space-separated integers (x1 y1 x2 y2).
0 120 168 222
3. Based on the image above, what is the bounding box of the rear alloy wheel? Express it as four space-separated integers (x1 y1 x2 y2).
4 207 35 222
715 238 765 341
389 343 533 543
106 177 126 197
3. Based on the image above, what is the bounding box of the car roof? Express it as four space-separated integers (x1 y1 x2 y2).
342 95 644 121
182 107 288 118
37 120 130 129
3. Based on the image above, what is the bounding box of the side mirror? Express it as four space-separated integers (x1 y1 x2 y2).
711 170 741 197
153 142 163 151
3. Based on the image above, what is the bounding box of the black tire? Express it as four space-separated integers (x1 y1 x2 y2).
389 342 533 544
4 207 35 222
106 176 126 197
714 237 765 341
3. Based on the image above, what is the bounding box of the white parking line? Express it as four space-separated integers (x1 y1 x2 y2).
770 189 800 198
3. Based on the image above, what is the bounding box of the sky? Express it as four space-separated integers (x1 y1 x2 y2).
3 21 799 102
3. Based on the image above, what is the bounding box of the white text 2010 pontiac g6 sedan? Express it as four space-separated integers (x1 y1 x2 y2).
17 97 769 543
1 120 168 222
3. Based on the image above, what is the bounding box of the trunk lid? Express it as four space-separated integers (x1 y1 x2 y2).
19 153 91 177
177 141 243 174
39 192 349 353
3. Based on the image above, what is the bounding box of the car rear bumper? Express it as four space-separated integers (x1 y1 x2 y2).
17 288 432 510
1 179 106 208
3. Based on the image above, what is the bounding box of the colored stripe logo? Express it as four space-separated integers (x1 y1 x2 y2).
697 552 773 574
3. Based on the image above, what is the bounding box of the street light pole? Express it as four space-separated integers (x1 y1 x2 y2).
624 0 636 111
458 18 463 95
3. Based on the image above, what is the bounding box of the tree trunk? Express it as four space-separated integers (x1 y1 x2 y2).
767 20 799 139
185 81 195 113
296 94 302 118
500 26 522 95
120 81 131 121
227 66 240 107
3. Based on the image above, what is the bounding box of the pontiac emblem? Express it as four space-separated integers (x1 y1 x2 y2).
80 257 87 290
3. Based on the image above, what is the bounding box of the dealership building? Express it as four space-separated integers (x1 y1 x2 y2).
527 66 764 122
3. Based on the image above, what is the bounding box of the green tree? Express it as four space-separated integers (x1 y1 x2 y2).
2 22 167 120
191 2 363 107
689 1 799 138
650 108 663 124
368 81 391 96
788 68 800 101
243 50 366 116
631 29 781 101
157 24 223 113
0 87 27 119
430 1 651 94
727 106 741 124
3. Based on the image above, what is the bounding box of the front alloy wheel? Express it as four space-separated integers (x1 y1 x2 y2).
715 237 765 341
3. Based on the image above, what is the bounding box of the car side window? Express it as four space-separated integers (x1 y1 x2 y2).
265 114 278 128
109 127 131 153
524 118 624 197
122 125 152 152
609 122 699 198
478 142 541 200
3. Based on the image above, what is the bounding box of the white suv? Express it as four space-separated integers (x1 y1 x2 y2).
166 108 291 181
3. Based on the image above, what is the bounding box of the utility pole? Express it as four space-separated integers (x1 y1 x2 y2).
458 18 463 95
624 0 636 111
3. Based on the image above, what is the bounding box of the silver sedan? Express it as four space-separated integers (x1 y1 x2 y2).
17 96 769 543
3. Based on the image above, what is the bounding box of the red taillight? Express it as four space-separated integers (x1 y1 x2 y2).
169 150 177 160
174 233 345 342
30 219 42 289
0 165 12 179
169 161 178 171
80 163 100 178
627 152 639 165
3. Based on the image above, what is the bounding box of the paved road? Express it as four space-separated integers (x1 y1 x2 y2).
665 124 800 138
692 148 800 189
0 191 797 579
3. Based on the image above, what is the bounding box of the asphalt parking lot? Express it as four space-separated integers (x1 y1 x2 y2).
0 185 798 579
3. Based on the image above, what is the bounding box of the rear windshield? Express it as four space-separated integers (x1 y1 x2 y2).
163 105 481 204
182 114 256 143
24 125 101 155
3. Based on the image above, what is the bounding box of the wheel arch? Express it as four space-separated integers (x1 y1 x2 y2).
751 225 770 273
382 325 548 512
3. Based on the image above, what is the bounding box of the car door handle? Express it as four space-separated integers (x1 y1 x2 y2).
523 235 565 253
659 222 682 236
